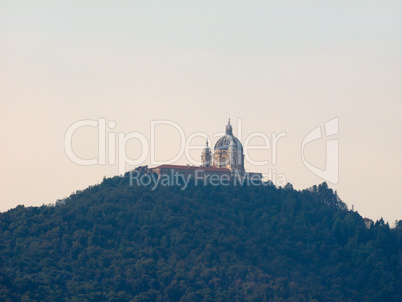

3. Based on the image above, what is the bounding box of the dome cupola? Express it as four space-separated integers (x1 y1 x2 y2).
214 119 243 152
213 119 245 172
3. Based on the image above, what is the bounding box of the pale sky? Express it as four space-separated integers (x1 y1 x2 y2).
1 1 401 224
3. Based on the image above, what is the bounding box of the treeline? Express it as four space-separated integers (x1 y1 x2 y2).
0 175 400 301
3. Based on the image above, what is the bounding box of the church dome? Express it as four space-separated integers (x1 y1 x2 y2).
214 119 243 152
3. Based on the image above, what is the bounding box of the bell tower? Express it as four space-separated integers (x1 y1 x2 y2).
201 140 212 167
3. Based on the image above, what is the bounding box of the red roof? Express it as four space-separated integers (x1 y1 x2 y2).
150 164 230 173
194 166 231 172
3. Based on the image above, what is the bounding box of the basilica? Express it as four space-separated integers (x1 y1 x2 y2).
142 120 261 180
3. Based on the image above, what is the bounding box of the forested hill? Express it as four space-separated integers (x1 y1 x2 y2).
0 175 400 301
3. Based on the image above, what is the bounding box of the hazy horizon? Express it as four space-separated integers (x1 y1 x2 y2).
1 1 401 224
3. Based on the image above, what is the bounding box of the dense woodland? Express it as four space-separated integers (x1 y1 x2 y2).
0 174 400 301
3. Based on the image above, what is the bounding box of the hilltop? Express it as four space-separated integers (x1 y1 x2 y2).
0 175 400 301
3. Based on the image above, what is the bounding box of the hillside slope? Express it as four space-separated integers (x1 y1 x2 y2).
0 175 400 301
